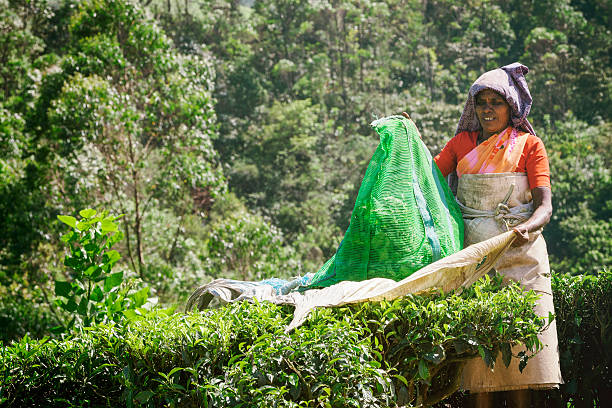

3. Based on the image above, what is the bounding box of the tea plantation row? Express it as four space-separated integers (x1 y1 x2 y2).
1 272 610 407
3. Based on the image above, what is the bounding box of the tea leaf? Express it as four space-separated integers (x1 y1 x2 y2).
64 298 78 313
90 286 104 302
131 287 150 307
123 309 142 321
101 219 118 233
478 345 494 368
134 390 154 403
104 272 124 292
77 297 88 316
57 215 77 229
103 250 121 265
418 359 429 380
79 209 97 219
501 342 512 368
55 281 72 298
518 351 528 373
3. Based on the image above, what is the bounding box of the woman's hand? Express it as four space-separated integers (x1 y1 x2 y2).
512 224 530 246
511 186 552 246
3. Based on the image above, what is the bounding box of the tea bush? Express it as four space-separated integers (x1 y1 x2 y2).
1 276 544 407
439 271 612 408
2 272 610 407
0 292 59 343
553 271 612 407
0 302 391 407
355 277 544 406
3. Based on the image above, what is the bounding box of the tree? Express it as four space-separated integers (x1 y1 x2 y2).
0 0 55 284
0 0 225 286
42 0 224 276
544 119 611 275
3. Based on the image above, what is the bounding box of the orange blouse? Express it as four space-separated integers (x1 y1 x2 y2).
434 130 551 189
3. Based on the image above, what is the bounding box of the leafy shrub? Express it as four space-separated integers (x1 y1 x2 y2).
553 271 612 407
4 239 610 408
0 290 59 343
440 270 612 407
55 209 152 331
138 208 213 305
0 0 225 291
358 275 543 406
545 119 611 275
203 193 301 282
0 276 543 407
0 303 392 407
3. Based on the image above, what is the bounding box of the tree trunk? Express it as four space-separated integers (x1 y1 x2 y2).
126 132 145 277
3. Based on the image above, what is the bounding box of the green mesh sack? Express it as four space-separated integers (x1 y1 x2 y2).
307 116 463 288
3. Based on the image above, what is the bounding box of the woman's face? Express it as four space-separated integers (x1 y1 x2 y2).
474 89 511 137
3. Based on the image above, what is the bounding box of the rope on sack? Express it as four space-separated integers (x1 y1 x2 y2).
456 184 534 231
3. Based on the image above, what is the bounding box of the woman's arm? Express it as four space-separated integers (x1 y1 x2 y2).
512 186 552 245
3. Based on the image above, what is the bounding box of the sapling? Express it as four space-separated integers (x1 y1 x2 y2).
55 208 152 332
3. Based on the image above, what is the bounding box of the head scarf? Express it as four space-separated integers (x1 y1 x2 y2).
455 62 536 136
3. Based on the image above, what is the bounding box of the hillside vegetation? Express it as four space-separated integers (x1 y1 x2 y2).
0 0 610 406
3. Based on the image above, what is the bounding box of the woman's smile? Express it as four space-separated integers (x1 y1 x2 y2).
474 89 511 139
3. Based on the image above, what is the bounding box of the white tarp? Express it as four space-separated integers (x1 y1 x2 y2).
186 231 516 331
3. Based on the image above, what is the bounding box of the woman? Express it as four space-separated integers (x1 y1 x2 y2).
432 63 563 407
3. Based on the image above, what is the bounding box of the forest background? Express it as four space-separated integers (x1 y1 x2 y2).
0 0 610 339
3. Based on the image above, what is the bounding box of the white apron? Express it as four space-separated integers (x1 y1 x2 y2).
457 173 563 392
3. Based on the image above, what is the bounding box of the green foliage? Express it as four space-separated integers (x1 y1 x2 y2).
55 209 152 331
145 0 611 281
42 0 224 276
434 269 612 407
0 288 59 343
1 276 545 407
0 0 45 102
228 99 350 259
356 275 543 406
553 271 612 406
1 0 225 290
513 0 611 123
2 0 609 305
204 193 300 281
137 208 213 304
0 0 57 284
0 302 390 407
544 119 611 274
4 271 612 407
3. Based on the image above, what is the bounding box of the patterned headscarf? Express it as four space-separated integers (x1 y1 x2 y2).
455 62 536 136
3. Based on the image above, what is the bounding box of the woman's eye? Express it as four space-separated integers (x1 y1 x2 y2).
476 99 505 107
